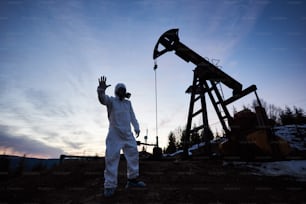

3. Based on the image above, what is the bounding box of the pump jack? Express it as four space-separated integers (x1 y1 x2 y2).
153 29 291 159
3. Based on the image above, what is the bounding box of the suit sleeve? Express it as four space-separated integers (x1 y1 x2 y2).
129 102 140 133
97 87 111 106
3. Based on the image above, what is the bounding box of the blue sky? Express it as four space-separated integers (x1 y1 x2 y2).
0 0 305 158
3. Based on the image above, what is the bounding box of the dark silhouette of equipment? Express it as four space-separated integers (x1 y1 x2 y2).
153 29 291 159
137 131 163 160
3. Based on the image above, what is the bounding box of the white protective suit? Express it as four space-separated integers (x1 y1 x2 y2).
97 83 140 189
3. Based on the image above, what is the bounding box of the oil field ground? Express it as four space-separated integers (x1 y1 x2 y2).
1 156 306 204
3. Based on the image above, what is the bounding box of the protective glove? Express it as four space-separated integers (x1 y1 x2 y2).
98 76 111 91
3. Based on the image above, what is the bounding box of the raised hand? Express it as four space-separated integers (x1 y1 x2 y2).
98 76 111 90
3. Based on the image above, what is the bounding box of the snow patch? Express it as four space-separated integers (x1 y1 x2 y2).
164 142 206 157
245 160 306 181
273 125 306 151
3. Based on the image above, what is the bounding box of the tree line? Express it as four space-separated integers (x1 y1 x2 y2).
163 126 213 155
250 100 306 126
164 100 306 154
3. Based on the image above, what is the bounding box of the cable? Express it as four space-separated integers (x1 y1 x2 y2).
154 60 159 147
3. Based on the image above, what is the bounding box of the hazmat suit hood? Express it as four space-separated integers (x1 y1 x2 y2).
115 83 131 100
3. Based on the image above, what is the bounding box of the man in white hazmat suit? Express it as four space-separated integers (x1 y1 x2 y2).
97 76 145 197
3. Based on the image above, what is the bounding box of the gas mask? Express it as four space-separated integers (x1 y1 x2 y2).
115 84 131 101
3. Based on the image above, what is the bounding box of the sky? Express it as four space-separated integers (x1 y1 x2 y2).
0 0 305 158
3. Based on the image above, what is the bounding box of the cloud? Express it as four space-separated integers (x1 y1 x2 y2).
62 135 84 150
0 0 273 154
0 125 64 158
185 1 266 62
62 139 83 150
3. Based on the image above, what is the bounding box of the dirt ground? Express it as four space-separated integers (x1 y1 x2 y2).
1 156 306 204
